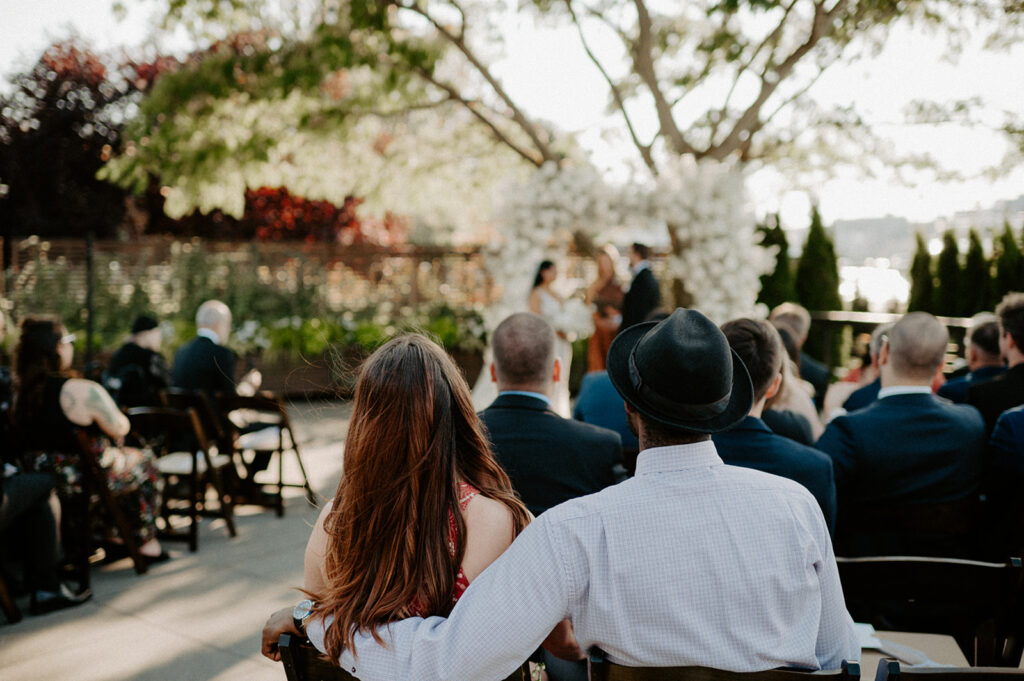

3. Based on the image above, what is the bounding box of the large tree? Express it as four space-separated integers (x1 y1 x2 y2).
960 229 991 315
109 0 1018 303
907 232 933 313
756 214 794 309
932 230 960 316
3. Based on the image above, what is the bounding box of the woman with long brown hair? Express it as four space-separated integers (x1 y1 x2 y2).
263 333 580 669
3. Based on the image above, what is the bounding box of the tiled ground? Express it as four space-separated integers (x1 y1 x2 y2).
0 400 351 681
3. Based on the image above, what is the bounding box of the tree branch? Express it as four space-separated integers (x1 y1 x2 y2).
631 0 695 156
709 0 847 160
416 68 544 167
400 1 557 163
564 0 657 174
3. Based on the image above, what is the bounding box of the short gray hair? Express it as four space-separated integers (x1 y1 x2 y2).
492 313 556 386
195 300 231 330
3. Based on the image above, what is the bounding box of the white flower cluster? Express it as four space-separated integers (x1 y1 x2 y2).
650 158 773 324
489 158 772 327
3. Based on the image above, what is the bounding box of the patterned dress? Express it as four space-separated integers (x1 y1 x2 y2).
408 482 479 616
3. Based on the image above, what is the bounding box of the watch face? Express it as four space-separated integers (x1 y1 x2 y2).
293 598 314 621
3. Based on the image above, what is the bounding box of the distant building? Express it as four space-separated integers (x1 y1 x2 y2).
831 216 914 269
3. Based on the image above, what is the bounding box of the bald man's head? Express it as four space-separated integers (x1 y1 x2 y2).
492 313 556 389
886 312 948 381
196 300 232 341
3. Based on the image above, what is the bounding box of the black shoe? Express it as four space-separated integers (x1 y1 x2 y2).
143 550 172 566
29 583 92 615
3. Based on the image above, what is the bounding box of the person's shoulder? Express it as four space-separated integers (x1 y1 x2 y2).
936 399 985 429
465 493 515 530
558 416 621 445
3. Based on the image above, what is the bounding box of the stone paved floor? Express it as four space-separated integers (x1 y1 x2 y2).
0 400 351 681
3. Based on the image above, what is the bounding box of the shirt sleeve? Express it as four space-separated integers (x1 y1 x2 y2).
306 516 574 680
810 508 860 669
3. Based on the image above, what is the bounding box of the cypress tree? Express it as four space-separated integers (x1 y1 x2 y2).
933 230 960 316
756 214 795 309
795 205 842 313
961 229 991 315
994 222 1024 301
795 205 842 363
907 233 933 312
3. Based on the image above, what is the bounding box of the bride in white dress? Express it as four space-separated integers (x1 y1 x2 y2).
527 260 572 417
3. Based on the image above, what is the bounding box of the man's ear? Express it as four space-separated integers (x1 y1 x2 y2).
878 341 891 367
490 363 497 383
1006 331 1019 353
552 357 562 383
764 372 783 400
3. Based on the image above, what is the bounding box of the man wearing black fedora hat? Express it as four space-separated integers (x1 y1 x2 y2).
270 309 858 677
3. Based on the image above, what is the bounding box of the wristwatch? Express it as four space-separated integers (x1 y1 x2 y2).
292 599 315 634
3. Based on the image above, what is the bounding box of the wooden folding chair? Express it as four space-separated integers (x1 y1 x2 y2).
836 499 980 559
837 556 1024 667
160 388 232 453
0 571 22 624
126 406 237 552
219 393 317 517
588 649 860 681
74 430 148 578
277 633 530 681
873 658 1024 681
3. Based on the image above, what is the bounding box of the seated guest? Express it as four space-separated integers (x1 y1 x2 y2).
763 334 823 445
13 317 166 562
838 323 893 414
481 313 622 517
262 334 578 665
264 309 859 676
939 315 1005 404
573 370 639 474
715 319 837 534
105 314 170 407
816 312 986 557
968 293 1024 433
0 470 92 613
770 302 830 409
986 404 1024 554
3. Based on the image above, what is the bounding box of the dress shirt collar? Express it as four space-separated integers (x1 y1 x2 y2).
631 260 651 276
634 440 722 476
498 390 551 406
196 327 222 345
877 384 933 400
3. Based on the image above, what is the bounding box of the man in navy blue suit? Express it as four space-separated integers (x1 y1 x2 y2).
816 312 986 557
938 316 1005 404
713 318 837 534
966 293 1024 432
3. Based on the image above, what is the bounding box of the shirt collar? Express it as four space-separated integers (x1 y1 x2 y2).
632 260 651 276
877 385 933 400
498 390 552 406
197 327 222 345
634 440 722 476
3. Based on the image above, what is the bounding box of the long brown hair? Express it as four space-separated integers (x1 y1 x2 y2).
13 315 66 426
313 334 529 661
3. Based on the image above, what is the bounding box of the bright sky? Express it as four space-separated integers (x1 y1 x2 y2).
2 0 1023 231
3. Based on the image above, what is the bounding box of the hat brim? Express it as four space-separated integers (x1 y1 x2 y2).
606 321 754 434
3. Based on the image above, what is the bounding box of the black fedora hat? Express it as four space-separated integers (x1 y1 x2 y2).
607 308 753 433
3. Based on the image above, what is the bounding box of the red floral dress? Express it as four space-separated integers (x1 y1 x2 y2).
408 482 479 616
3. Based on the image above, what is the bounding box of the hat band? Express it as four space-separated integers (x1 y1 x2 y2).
628 347 731 421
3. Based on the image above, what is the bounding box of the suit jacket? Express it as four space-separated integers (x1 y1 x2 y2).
713 416 837 535
761 408 815 446
937 365 1005 404
815 392 986 556
800 352 830 409
171 336 237 398
966 363 1024 433
620 267 660 330
842 378 880 413
481 393 622 516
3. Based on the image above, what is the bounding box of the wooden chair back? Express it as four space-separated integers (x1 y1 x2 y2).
588 649 860 681
277 634 531 681
0 571 22 624
126 406 236 550
873 658 1024 681
836 499 979 559
837 556 1024 667
160 388 229 451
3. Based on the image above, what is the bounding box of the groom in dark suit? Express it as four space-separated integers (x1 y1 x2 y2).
816 312 986 557
480 313 623 518
620 243 660 330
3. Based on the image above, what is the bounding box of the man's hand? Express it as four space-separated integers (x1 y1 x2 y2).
261 606 300 661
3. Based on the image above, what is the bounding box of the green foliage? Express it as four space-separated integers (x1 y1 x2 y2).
961 229 991 315
994 222 1024 303
932 230 960 316
794 205 842 313
755 214 794 309
907 233 933 312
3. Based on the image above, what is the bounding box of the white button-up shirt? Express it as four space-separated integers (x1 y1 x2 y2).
307 441 859 680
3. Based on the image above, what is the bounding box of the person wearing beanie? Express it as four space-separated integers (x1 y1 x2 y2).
104 314 171 408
